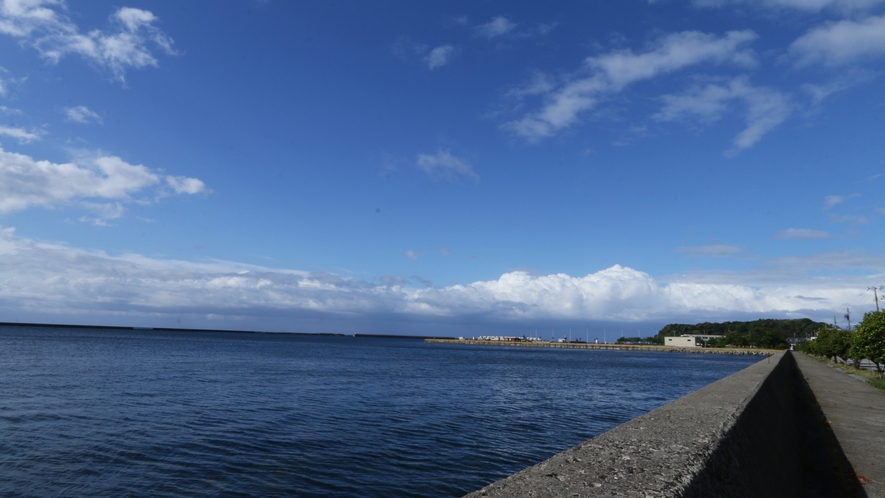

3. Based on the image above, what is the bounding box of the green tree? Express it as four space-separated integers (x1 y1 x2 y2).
816 327 852 363
851 311 885 376
796 337 819 356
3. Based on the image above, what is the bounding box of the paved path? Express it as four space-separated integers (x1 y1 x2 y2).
795 353 885 497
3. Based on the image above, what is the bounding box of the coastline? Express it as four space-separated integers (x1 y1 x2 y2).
425 338 778 355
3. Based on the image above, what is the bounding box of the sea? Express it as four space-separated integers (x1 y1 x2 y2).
0 325 760 497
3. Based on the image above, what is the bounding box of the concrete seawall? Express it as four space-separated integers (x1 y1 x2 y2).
465 351 862 497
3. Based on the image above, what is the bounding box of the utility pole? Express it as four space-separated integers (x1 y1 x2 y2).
870 286 882 312
844 307 851 331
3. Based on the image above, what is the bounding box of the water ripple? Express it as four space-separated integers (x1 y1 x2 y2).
0 326 758 497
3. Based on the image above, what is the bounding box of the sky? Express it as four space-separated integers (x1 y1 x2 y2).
0 0 884 336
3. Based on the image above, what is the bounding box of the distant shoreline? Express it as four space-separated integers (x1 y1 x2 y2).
425 338 779 355
0 321 329 335
0 321 445 339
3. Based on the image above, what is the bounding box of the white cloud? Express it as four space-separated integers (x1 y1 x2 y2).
0 1 176 81
416 148 478 181
802 72 874 105
0 230 877 328
654 76 791 153
166 175 207 194
694 0 885 10
0 68 26 96
65 105 102 124
475 16 517 39
0 146 207 221
675 244 744 257
790 15 885 67
505 72 555 99
830 213 869 224
425 44 453 70
404 250 423 260
0 124 41 142
824 194 844 209
767 250 882 270
78 201 124 226
505 30 757 141
392 37 455 71
775 228 833 239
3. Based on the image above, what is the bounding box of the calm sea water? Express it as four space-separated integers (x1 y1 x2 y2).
0 326 759 497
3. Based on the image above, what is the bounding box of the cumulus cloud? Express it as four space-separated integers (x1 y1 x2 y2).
404 250 424 260
475 16 517 39
790 15 885 67
416 148 478 181
505 30 757 141
0 228 877 329
0 1 176 81
775 228 833 239
654 76 791 153
65 105 102 124
425 44 454 70
0 146 206 221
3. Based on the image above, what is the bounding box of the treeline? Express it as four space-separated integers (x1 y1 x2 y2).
615 336 662 345
654 318 829 349
797 311 885 376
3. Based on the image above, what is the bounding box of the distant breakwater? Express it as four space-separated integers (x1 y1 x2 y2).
424 338 777 356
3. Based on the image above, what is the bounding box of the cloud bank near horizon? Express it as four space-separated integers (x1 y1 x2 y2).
0 227 876 331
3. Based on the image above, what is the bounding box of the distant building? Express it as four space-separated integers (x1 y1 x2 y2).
665 334 723 347
666 336 696 347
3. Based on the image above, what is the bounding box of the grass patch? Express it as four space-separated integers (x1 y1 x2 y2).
806 354 885 394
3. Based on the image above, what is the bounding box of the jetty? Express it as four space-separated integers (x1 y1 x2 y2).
425 338 777 356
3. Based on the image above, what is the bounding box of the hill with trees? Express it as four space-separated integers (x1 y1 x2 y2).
653 318 829 349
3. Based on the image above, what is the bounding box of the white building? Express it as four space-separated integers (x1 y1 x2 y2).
665 334 723 347
665 336 697 347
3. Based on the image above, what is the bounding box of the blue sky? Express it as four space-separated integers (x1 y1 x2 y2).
0 0 883 335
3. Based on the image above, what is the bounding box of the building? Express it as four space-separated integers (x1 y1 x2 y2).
665 334 724 347
665 336 697 347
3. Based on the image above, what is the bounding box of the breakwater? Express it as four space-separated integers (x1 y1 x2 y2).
464 351 861 497
426 338 777 356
